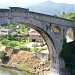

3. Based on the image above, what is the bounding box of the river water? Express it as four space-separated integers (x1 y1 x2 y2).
0 66 26 75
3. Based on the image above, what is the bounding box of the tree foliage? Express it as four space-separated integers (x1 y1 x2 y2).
1 39 9 47
60 40 75 74
61 12 75 20
8 41 18 48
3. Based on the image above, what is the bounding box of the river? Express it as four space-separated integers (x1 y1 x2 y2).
0 66 26 75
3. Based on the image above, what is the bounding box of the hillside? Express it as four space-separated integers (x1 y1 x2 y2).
28 1 75 15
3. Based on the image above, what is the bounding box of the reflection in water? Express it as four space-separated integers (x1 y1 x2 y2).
0 66 24 75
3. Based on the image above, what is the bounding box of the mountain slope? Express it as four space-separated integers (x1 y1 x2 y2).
28 1 75 15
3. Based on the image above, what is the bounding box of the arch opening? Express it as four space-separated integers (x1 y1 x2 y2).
23 23 59 74
65 27 74 43
51 26 61 33
0 22 59 74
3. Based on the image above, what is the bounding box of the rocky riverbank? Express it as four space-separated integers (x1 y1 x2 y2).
3 50 50 75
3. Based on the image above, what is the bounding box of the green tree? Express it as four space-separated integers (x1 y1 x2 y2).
63 11 65 15
8 41 18 49
7 33 12 40
1 39 9 47
60 40 75 74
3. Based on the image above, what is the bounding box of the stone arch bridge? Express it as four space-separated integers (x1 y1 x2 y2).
0 7 75 75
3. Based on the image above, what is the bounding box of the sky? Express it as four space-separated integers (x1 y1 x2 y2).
51 0 75 4
0 0 75 8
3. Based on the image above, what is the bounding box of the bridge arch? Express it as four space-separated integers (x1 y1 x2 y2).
16 22 59 73
18 22 56 52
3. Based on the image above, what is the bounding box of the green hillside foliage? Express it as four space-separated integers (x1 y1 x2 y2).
61 13 75 20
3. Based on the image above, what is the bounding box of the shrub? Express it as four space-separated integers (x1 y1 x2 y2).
7 41 18 48
0 51 7 60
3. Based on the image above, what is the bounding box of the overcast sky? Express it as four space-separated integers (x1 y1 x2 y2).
0 0 75 8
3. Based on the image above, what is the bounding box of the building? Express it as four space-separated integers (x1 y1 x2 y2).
0 28 16 35
29 29 43 42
